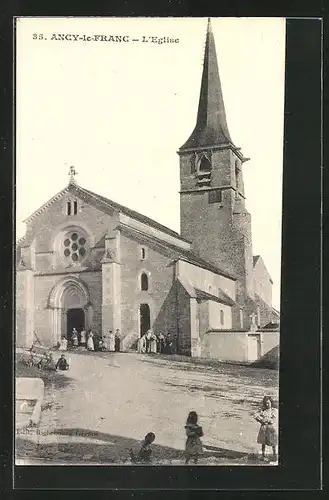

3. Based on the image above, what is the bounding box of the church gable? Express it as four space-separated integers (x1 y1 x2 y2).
24 189 117 252
19 186 122 275
253 255 273 307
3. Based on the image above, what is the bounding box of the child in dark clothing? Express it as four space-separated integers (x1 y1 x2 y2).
55 354 70 371
130 432 155 463
185 411 203 464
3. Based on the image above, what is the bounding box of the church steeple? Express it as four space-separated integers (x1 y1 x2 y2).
178 19 255 303
180 18 232 151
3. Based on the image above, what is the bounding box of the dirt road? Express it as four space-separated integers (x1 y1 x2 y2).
16 351 278 464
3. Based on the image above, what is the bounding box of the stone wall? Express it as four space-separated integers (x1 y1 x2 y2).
119 232 176 349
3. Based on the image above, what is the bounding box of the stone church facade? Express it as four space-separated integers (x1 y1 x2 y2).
16 20 279 359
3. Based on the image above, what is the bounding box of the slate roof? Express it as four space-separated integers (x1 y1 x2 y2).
71 184 190 243
262 322 280 331
195 288 235 306
19 180 237 281
180 18 233 151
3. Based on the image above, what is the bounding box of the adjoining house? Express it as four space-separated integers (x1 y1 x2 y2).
16 19 279 361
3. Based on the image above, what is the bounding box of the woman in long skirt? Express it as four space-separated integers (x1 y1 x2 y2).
72 329 79 348
149 331 157 354
87 330 94 351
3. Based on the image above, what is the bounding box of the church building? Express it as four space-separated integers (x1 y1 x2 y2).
16 19 279 361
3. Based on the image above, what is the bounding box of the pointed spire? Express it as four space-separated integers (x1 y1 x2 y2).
180 18 232 150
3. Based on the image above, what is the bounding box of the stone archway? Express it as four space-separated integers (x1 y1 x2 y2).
48 275 91 345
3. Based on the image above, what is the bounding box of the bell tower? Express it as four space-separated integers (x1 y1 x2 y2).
178 18 254 301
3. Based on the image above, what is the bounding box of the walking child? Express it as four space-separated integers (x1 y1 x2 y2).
254 395 278 462
184 411 203 464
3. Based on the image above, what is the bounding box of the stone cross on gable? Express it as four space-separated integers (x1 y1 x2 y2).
69 166 78 184
250 313 257 332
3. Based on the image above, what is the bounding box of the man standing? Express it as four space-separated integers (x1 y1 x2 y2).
115 329 121 352
165 333 173 354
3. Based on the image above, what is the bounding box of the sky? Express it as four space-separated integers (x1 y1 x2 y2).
16 17 285 310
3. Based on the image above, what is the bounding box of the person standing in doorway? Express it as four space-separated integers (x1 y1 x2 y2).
72 328 79 348
87 330 94 351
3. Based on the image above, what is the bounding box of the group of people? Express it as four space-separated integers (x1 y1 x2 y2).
137 330 174 355
58 328 121 353
36 351 70 371
130 396 278 464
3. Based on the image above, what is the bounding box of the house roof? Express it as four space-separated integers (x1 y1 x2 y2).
77 184 191 243
195 288 235 306
22 182 188 243
20 180 237 281
177 253 237 280
260 322 280 331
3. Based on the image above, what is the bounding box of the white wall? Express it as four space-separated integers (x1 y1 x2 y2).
253 258 273 306
208 301 232 329
261 331 279 356
202 332 248 361
177 260 236 300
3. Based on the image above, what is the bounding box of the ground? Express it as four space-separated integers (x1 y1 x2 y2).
16 350 279 465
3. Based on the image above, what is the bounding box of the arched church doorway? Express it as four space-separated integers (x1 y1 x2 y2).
48 276 91 346
67 308 85 344
139 303 150 337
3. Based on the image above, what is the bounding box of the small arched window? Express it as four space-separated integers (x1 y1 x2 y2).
220 309 224 326
141 273 149 291
141 247 147 260
199 156 211 172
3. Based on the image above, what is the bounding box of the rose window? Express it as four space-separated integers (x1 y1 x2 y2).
62 232 87 263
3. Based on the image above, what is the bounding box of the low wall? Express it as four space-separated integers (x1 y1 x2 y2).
201 330 279 362
202 331 248 362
